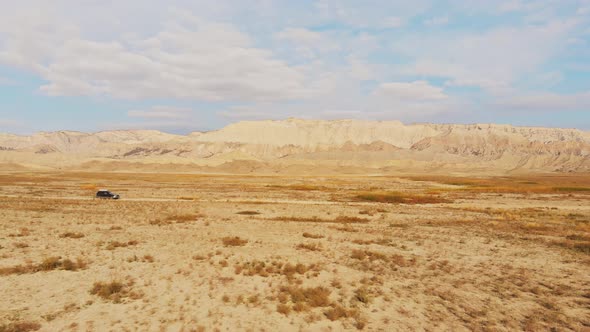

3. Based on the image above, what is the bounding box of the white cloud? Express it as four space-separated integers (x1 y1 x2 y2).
128 106 193 119
381 17 405 28
0 0 588 129
498 0 524 12
313 0 430 28
274 27 339 59
275 28 323 44
423 16 449 26
497 91 590 111
0 10 313 103
395 19 577 93
373 81 448 101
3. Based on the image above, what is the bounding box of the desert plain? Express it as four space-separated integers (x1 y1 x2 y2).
0 170 589 331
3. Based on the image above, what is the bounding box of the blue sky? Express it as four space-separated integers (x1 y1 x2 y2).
0 0 589 134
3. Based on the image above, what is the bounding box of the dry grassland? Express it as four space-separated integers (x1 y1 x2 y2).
0 171 589 331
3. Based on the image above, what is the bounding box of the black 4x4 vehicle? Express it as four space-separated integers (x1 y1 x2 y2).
96 189 120 199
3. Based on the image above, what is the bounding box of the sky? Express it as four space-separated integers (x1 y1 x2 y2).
0 0 589 134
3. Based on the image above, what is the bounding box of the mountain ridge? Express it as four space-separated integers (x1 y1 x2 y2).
1 119 589 174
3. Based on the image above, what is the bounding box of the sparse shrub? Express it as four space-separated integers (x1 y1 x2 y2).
296 242 323 251
75 257 88 269
234 260 318 279
0 257 86 275
354 191 449 204
61 259 77 271
59 232 85 239
354 288 371 304
106 240 139 250
302 232 324 239
333 225 359 232
248 294 260 304
90 280 131 302
279 286 331 307
177 196 197 200
272 216 369 224
351 250 387 262
324 304 359 320
277 303 291 315
13 242 29 248
221 236 248 247
39 257 62 271
352 238 392 246
0 321 41 332
236 211 261 215
553 187 590 192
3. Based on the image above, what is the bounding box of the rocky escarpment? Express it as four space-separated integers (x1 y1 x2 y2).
0 119 588 173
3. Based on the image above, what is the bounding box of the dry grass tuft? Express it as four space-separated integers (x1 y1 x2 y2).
276 303 291 315
166 213 203 222
354 287 371 304
271 216 369 224
324 304 360 321
354 191 450 204
59 232 85 239
236 210 261 215
90 281 125 302
296 242 323 252
221 236 248 247
0 257 87 275
352 238 392 246
302 232 324 239
235 260 318 279
553 238 590 254
106 240 139 250
351 250 388 262
279 286 331 308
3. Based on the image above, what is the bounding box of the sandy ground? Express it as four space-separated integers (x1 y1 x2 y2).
0 171 589 331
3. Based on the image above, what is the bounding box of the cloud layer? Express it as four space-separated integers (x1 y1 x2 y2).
0 0 589 132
